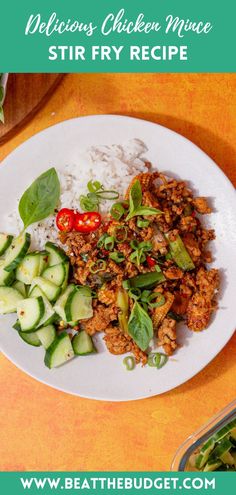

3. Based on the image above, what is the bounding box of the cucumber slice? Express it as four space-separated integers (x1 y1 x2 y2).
0 233 14 256
13 319 21 331
37 324 56 349
195 438 215 469
30 286 56 328
65 286 93 322
12 280 27 297
42 262 68 287
17 296 45 332
203 460 222 472
72 331 96 355
38 251 49 274
0 260 15 286
230 427 236 442
45 242 68 266
4 233 31 272
44 331 74 368
53 284 75 322
220 450 235 466
213 418 236 442
61 261 69 290
0 286 24 314
208 438 233 465
30 276 61 302
16 252 41 285
18 330 41 347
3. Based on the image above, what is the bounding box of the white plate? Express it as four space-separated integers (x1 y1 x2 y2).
0 115 236 401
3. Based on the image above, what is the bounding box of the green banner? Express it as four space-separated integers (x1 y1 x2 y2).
0 472 235 495
0 0 235 72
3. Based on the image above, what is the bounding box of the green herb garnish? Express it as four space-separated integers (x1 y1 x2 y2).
128 301 153 351
129 240 152 266
123 356 135 371
110 202 127 220
109 252 125 263
80 180 119 212
147 353 168 369
89 259 107 273
18 168 60 230
126 180 163 221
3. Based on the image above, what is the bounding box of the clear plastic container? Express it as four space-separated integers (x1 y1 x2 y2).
171 399 236 471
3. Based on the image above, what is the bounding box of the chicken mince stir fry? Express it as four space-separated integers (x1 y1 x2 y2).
58 169 219 367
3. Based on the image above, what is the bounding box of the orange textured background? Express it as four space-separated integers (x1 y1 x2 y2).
0 74 236 472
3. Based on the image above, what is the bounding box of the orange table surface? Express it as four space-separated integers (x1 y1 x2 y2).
0 74 236 472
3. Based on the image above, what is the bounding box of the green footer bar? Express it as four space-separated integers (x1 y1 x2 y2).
0 472 235 495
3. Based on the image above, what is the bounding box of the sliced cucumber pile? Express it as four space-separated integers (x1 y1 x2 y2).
192 417 236 471
0 235 95 369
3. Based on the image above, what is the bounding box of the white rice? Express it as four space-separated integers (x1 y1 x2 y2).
8 139 149 250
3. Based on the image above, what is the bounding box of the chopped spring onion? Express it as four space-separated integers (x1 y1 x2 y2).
114 226 128 243
155 264 162 273
148 293 166 308
96 190 119 200
148 353 168 369
130 249 146 266
129 240 152 266
97 233 108 248
80 195 99 212
97 234 114 250
128 288 141 300
104 236 115 250
80 181 119 212
137 218 150 228
110 202 126 220
87 180 102 193
89 260 107 274
109 252 125 263
123 356 135 371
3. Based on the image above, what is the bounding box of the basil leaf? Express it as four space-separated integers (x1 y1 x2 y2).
129 180 142 213
127 206 163 220
19 168 60 229
128 301 153 351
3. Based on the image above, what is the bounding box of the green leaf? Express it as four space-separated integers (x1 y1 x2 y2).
127 206 163 220
129 180 142 213
18 168 60 229
128 301 153 351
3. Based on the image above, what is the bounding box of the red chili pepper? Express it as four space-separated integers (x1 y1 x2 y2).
146 255 156 268
56 208 75 232
74 212 102 233
191 211 196 217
